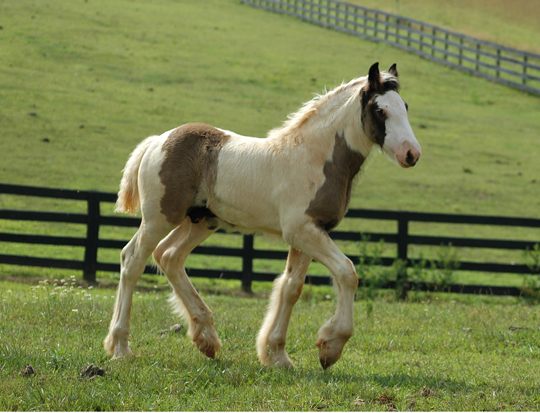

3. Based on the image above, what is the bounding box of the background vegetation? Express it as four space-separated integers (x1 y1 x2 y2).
1 0 539 216
0 0 539 409
1 0 539 286
1 279 540 411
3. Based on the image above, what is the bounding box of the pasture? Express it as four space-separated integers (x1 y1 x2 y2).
344 0 540 54
1 279 540 411
1 0 539 216
0 0 540 409
0 0 539 288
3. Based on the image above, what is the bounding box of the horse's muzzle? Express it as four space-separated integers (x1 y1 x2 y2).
395 141 421 168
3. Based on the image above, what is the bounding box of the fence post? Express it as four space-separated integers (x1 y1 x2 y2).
397 214 409 262
396 213 409 299
242 234 254 293
523 55 528 85
496 49 501 77
327 0 331 26
83 192 100 283
363 9 367 35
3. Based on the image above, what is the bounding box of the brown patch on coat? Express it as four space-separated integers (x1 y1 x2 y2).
305 132 364 232
158 123 229 225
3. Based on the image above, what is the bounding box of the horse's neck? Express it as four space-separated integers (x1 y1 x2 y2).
300 97 373 162
268 79 373 161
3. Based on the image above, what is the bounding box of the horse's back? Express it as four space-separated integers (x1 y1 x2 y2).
137 122 321 235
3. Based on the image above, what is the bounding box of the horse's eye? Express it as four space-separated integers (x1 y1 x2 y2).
376 108 386 118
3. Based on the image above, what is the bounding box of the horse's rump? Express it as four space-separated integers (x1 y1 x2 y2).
115 135 157 215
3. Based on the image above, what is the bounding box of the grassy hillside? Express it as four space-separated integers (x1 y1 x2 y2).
347 0 540 54
1 0 539 217
0 0 539 286
1 5 540 408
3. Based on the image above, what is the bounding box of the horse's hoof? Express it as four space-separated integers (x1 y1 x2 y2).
111 351 134 360
316 339 343 370
203 348 216 359
271 354 294 369
194 337 220 359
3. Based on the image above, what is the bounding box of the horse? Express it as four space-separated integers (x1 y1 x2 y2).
104 62 421 370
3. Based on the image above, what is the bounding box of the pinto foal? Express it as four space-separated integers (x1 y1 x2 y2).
104 62 421 369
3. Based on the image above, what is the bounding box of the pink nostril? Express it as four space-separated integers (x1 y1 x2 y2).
406 150 417 166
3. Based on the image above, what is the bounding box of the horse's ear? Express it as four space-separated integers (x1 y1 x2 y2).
388 63 398 78
367 62 381 90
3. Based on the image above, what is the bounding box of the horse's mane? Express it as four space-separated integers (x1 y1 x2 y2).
267 72 399 140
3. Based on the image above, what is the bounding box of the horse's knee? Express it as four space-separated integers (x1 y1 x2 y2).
120 243 134 267
119 247 138 281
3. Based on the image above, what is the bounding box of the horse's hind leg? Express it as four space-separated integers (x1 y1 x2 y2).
104 220 172 359
153 217 221 358
257 248 311 368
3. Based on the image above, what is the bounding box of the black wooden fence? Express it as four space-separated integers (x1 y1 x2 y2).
241 0 540 96
1 183 539 296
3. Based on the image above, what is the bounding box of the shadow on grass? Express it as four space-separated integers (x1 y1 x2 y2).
159 354 472 395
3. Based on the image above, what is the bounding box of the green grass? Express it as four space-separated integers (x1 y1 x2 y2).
2 3 540 409
1 279 540 411
0 0 539 288
1 0 539 215
345 0 540 54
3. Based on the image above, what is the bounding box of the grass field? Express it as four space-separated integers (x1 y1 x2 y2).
1 0 539 215
345 0 540 54
1 279 540 411
1 0 539 288
0 1 540 408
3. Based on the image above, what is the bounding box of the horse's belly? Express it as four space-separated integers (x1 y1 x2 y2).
208 193 282 234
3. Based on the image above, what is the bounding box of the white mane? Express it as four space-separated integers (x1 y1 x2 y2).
267 72 398 141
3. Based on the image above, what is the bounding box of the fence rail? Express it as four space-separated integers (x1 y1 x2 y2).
241 0 540 95
1 183 539 296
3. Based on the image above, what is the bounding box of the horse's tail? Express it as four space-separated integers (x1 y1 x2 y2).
115 135 156 215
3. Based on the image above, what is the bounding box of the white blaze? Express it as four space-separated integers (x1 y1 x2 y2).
375 91 421 168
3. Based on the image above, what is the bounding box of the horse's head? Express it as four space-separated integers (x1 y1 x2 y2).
360 62 421 168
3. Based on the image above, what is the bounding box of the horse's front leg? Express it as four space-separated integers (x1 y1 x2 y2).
257 248 311 368
285 224 358 370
